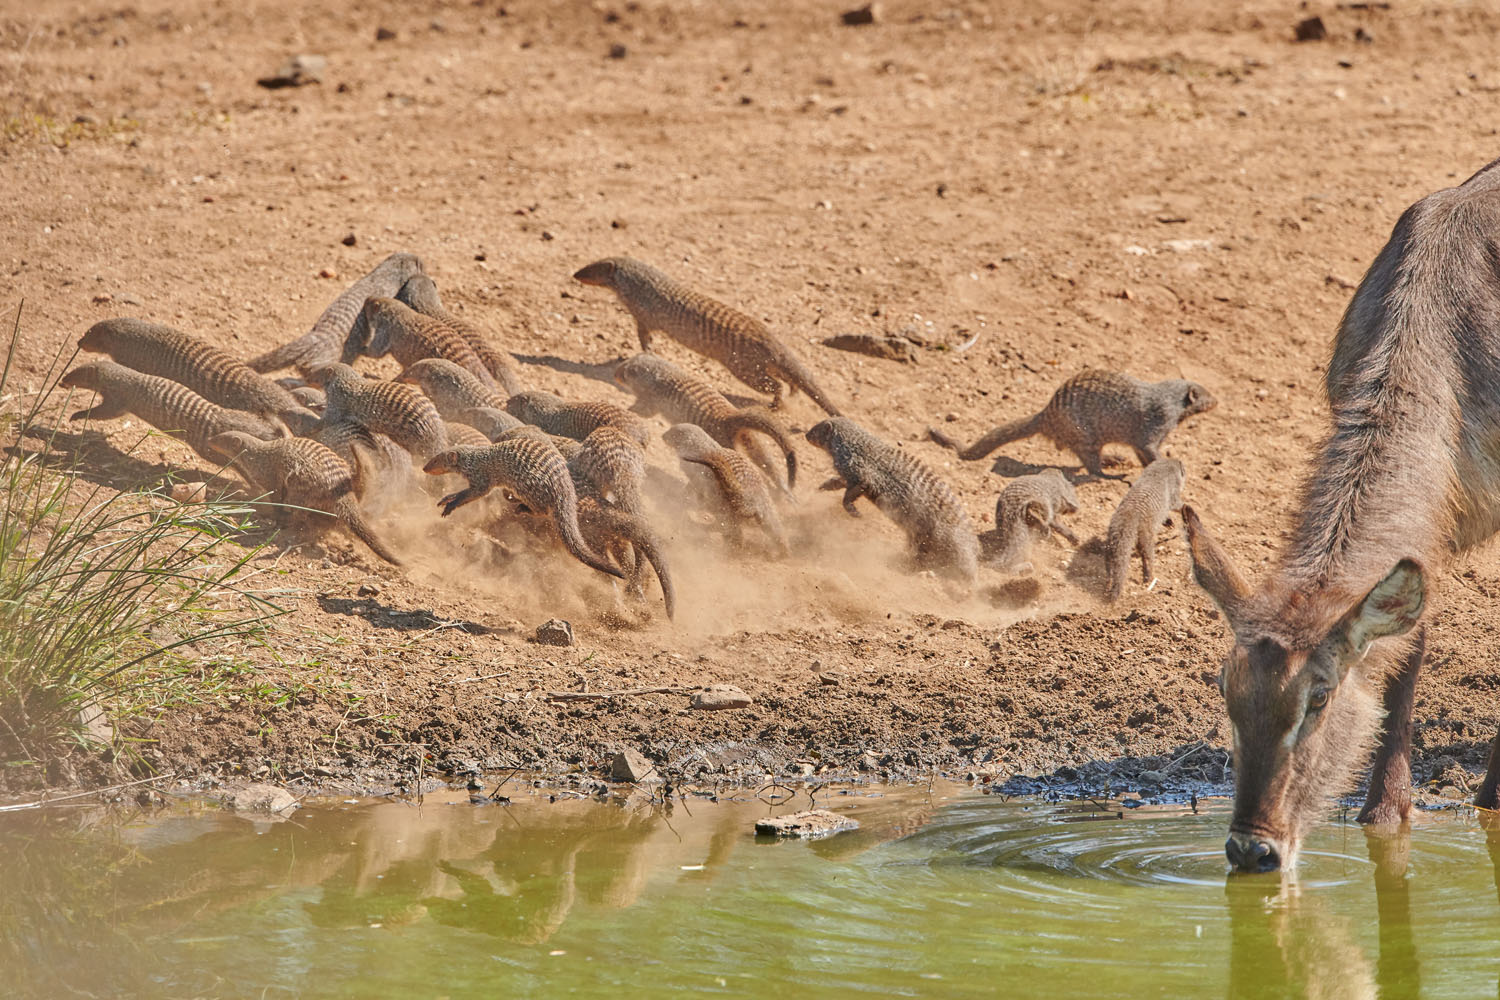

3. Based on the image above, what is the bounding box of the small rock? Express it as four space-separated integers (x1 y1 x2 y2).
690 684 752 711
119 292 143 306
1139 770 1167 786
1294 16 1327 42
341 232 357 246
318 267 338 279
857 751 880 771
535 618 574 646
540 230 555 241
818 671 843 686
1161 238 1215 253
608 43 627 59
256 54 327 90
375 26 397 41
841 3 880 26
91 292 113 305
755 809 859 839
356 582 381 597
1355 26 1374 44
610 749 654 783
790 761 816 778
77 702 111 745
228 783 298 815
819 333 919 364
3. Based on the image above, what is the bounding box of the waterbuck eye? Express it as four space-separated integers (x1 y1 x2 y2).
1308 688 1330 710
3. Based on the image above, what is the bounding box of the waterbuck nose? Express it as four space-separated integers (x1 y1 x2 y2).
1225 835 1281 873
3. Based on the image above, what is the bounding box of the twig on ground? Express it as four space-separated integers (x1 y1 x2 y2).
0 771 177 813
544 685 693 702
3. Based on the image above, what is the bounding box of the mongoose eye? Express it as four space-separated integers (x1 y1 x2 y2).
1307 688 1330 710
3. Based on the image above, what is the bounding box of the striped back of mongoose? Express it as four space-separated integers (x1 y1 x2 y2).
78 318 315 434
396 274 524 394
421 438 625 579
989 468 1080 570
614 352 798 490
445 421 492 449
662 423 788 552
927 369 1217 476
570 426 648 515
344 297 497 390
249 252 425 375
575 256 841 415
457 406 525 441
319 364 449 463
207 431 402 565
806 416 979 583
397 358 507 422
1104 458 1185 602
505 390 650 446
61 361 281 463
575 493 676 619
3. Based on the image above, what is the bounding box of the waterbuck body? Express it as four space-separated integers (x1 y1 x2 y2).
1185 156 1500 873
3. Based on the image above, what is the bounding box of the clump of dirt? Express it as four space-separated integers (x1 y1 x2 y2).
3 0 1500 801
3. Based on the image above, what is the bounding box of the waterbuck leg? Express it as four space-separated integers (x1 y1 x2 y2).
1474 723 1500 810
1357 628 1423 825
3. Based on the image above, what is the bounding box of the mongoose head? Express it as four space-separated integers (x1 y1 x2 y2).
395 272 442 312
504 390 565 424
59 361 107 391
421 449 463 477
1182 506 1426 874
396 358 468 395
661 423 718 459
613 352 671 392
1173 380 1218 422
303 363 358 389
341 297 406 364
804 416 858 451
289 385 326 412
76 318 138 354
573 258 625 288
207 431 264 460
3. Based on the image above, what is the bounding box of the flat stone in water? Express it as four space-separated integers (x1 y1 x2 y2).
755 809 859 839
226 783 298 815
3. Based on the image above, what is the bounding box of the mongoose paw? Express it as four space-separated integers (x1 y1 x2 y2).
438 492 469 516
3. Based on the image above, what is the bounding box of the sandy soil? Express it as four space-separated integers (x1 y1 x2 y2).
5 0 1500 795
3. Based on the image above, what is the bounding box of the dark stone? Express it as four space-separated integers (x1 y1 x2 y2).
841 4 880 26
1294 16 1327 42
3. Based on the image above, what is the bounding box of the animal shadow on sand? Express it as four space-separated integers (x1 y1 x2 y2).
15 424 222 494
316 594 493 635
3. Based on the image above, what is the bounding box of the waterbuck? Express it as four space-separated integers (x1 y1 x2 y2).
1184 156 1500 873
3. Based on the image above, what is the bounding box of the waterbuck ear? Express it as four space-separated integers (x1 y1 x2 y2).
1340 559 1425 659
1181 506 1252 621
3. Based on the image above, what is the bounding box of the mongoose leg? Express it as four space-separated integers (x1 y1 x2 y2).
840 484 866 517
1359 629 1423 824
636 321 653 352
1138 533 1156 585
818 476 846 491
1051 521 1080 546
1475 722 1500 811
1079 447 1106 478
439 486 489 516
1134 444 1160 467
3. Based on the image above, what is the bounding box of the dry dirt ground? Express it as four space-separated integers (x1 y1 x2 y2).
5 0 1500 797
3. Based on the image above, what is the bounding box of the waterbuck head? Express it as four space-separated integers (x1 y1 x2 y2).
1181 507 1425 874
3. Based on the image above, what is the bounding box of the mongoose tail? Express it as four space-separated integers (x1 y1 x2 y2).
1103 528 1133 602
771 353 841 417
928 412 1046 461
332 495 403 566
722 407 799 489
582 502 676 619
553 504 629 579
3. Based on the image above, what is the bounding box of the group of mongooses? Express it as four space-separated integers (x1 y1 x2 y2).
61 251 1216 617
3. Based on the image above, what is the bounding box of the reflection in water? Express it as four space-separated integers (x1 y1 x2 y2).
7 789 1500 998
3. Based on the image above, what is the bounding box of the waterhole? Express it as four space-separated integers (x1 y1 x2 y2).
4 783 1497 997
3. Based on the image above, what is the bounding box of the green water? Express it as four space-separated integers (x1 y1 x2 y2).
4 783 1498 998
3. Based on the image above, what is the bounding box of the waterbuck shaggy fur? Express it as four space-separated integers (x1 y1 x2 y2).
1185 156 1500 873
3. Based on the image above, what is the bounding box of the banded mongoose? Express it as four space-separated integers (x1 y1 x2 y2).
505 390 650 447
249 252 425 375
395 273 524 394
574 256 841 415
61 361 281 464
613 352 798 491
445 421 493 449
420 438 625 579
1104 458 1186 602
342 297 497 390
985 469 1080 571
312 418 410 497
805 416 979 583
569 425 649 515
927 370 1216 477
662 423 788 553
78 318 317 434
208 431 402 566
457 406 525 441
574 492 675 619
290 385 326 411
316 363 449 464
396 358 508 423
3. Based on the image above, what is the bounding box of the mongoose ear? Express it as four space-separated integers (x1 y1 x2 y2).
1337 559 1425 662
1181 505 1252 622
1186 385 1202 405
